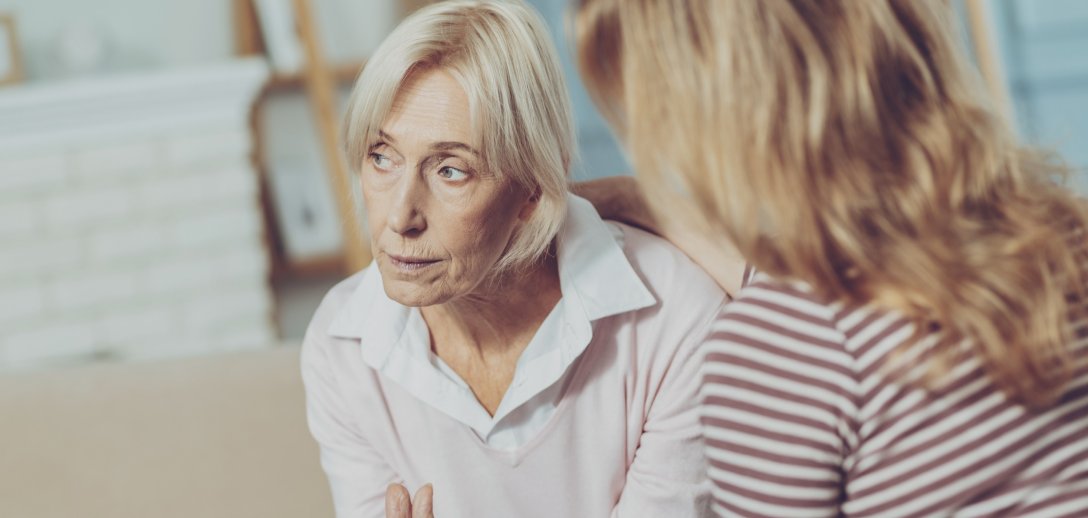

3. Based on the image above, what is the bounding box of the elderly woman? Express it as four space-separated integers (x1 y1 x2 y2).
300 1 723 517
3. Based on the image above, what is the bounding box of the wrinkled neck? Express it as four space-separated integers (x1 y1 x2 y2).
421 253 561 358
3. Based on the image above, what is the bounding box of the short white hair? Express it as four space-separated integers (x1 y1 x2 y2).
344 0 574 271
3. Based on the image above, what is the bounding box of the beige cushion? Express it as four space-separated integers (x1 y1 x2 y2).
0 346 333 518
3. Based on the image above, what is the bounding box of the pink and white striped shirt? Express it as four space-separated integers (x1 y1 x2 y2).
701 269 1088 516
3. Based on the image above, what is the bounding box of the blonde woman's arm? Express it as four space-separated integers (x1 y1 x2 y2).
572 176 747 297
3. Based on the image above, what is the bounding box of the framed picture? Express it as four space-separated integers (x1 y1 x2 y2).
0 14 23 86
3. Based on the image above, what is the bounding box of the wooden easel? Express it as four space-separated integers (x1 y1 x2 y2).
288 0 371 273
234 0 377 276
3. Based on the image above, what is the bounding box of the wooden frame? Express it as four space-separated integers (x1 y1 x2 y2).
0 14 23 86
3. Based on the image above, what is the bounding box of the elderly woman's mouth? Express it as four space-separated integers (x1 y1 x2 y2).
387 254 441 272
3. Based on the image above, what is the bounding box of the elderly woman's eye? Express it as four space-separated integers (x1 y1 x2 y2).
370 153 393 170
438 166 469 181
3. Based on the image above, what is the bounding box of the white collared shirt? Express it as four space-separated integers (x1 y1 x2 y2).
325 194 657 450
303 192 727 517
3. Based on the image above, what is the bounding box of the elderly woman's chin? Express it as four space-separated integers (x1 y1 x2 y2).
376 267 452 308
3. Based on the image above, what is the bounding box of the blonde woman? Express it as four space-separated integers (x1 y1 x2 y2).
574 0 1088 516
301 1 721 516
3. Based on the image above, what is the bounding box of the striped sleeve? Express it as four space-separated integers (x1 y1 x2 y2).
700 280 858 517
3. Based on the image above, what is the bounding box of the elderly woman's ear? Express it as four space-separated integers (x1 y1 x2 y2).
517 190 543 221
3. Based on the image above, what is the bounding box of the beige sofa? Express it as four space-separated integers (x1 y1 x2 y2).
0 346 333 518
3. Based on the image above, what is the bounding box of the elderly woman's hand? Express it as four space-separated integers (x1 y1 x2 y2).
385 483 434 518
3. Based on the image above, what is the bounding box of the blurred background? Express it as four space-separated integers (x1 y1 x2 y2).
0 0 1084 516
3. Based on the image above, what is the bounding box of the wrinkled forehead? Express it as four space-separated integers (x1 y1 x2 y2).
381 69 470 140
378 65 495 159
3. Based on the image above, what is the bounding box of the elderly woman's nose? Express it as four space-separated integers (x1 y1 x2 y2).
387 172 427 235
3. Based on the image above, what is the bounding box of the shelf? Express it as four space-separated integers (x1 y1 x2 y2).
264 60 365 92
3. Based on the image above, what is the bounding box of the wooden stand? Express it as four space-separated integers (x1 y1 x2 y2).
234 0 374 278
290 0 371 273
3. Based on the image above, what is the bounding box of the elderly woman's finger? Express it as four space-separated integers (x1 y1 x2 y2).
412 484 434 518
385 484 411 518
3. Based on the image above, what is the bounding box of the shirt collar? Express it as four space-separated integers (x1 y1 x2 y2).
325 193 656 367
557 194 657 321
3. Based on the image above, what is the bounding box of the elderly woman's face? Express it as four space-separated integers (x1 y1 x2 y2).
361 68 536 307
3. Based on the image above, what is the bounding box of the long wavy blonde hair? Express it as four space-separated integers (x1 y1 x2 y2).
576 0 1088 406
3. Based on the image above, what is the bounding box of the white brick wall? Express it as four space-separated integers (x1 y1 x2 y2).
169 203 264 251
43 185 137 231
71 141 160 180
3 321 102 368
47 270 143 312
0 200 39 240
88 222 169 265
0 57 272 372
136 160 257 214
164 128 252 167
0 238 84 282
0 62 275 371
0 281 47 324
0 155 68 196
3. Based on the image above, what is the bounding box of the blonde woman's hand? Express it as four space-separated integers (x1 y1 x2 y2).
571 176 660 234
385 483 434 518
572 175 747 297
